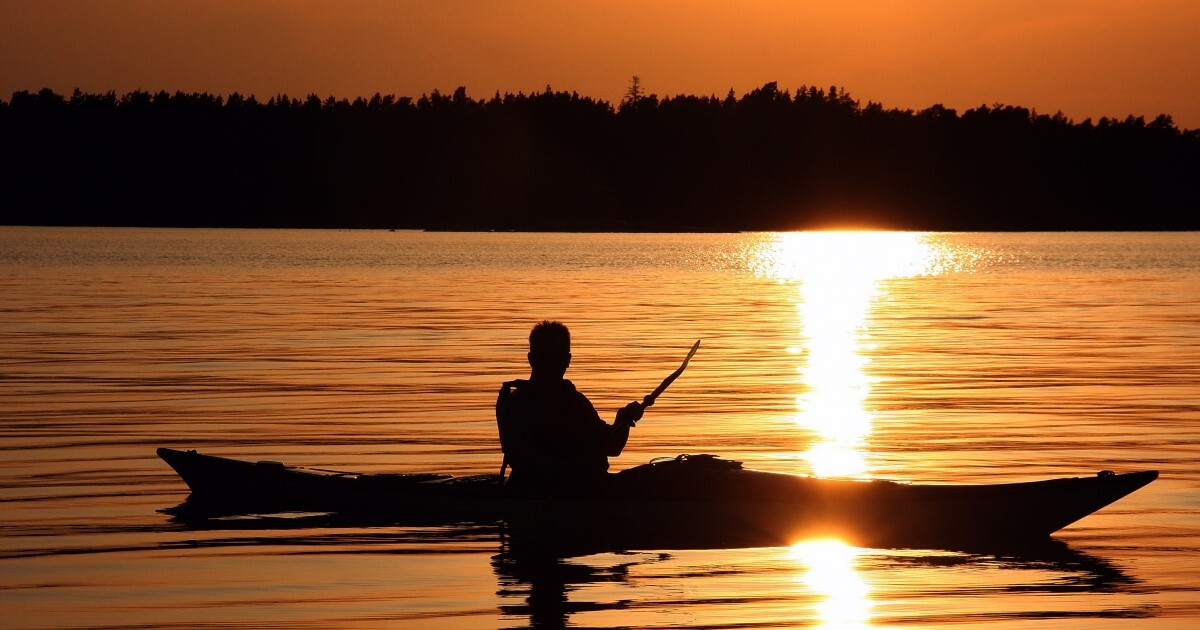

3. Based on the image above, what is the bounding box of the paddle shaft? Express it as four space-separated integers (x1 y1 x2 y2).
641 340 701 408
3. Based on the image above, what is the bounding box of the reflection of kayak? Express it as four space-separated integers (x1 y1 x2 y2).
157 448 1156 544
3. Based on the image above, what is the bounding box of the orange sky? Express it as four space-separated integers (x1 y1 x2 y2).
2 0 1198 128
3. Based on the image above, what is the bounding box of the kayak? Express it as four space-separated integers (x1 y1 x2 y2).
157 448 1156 545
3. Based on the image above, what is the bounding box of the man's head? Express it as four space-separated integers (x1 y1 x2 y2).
528 320 571 379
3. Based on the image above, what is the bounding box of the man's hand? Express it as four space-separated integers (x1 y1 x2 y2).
615 401 645 428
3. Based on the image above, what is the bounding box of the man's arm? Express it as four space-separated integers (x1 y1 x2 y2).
606 401 644 456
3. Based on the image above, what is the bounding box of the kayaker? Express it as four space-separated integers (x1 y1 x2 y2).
497 320 644 495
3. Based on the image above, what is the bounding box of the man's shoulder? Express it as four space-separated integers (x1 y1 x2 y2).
504 379 560 404
561 379 593 403
504 379 591 407
509 379 579 394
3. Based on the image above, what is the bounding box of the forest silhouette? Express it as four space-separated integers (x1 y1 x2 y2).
2 83 1196 230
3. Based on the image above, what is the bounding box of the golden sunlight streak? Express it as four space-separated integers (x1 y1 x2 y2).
768 232 940 477
791 539 871 628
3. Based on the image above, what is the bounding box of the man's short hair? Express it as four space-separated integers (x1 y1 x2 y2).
529 320 570 354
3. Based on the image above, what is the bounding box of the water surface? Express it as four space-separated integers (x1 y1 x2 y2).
2 228 1198 628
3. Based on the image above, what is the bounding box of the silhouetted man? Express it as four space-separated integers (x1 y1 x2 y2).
497 321 644 495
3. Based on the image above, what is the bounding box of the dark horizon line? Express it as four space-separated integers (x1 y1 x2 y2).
5 223 1199 235
3 84 1195 134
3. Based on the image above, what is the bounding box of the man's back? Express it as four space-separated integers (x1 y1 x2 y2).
498 379 611 486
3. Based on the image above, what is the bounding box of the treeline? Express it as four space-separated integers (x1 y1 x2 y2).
2 84 1196 230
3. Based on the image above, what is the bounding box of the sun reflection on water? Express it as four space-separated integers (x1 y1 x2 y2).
766 231 946 478
791 539 871 628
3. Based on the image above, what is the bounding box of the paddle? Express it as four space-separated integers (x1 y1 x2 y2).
641 339 701 410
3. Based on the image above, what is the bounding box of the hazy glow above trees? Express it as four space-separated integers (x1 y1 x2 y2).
0 1 1198 128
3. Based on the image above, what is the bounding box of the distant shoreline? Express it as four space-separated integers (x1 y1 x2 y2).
3 85 1197 232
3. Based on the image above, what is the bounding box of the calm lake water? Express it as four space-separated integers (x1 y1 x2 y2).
2 227 1199 629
